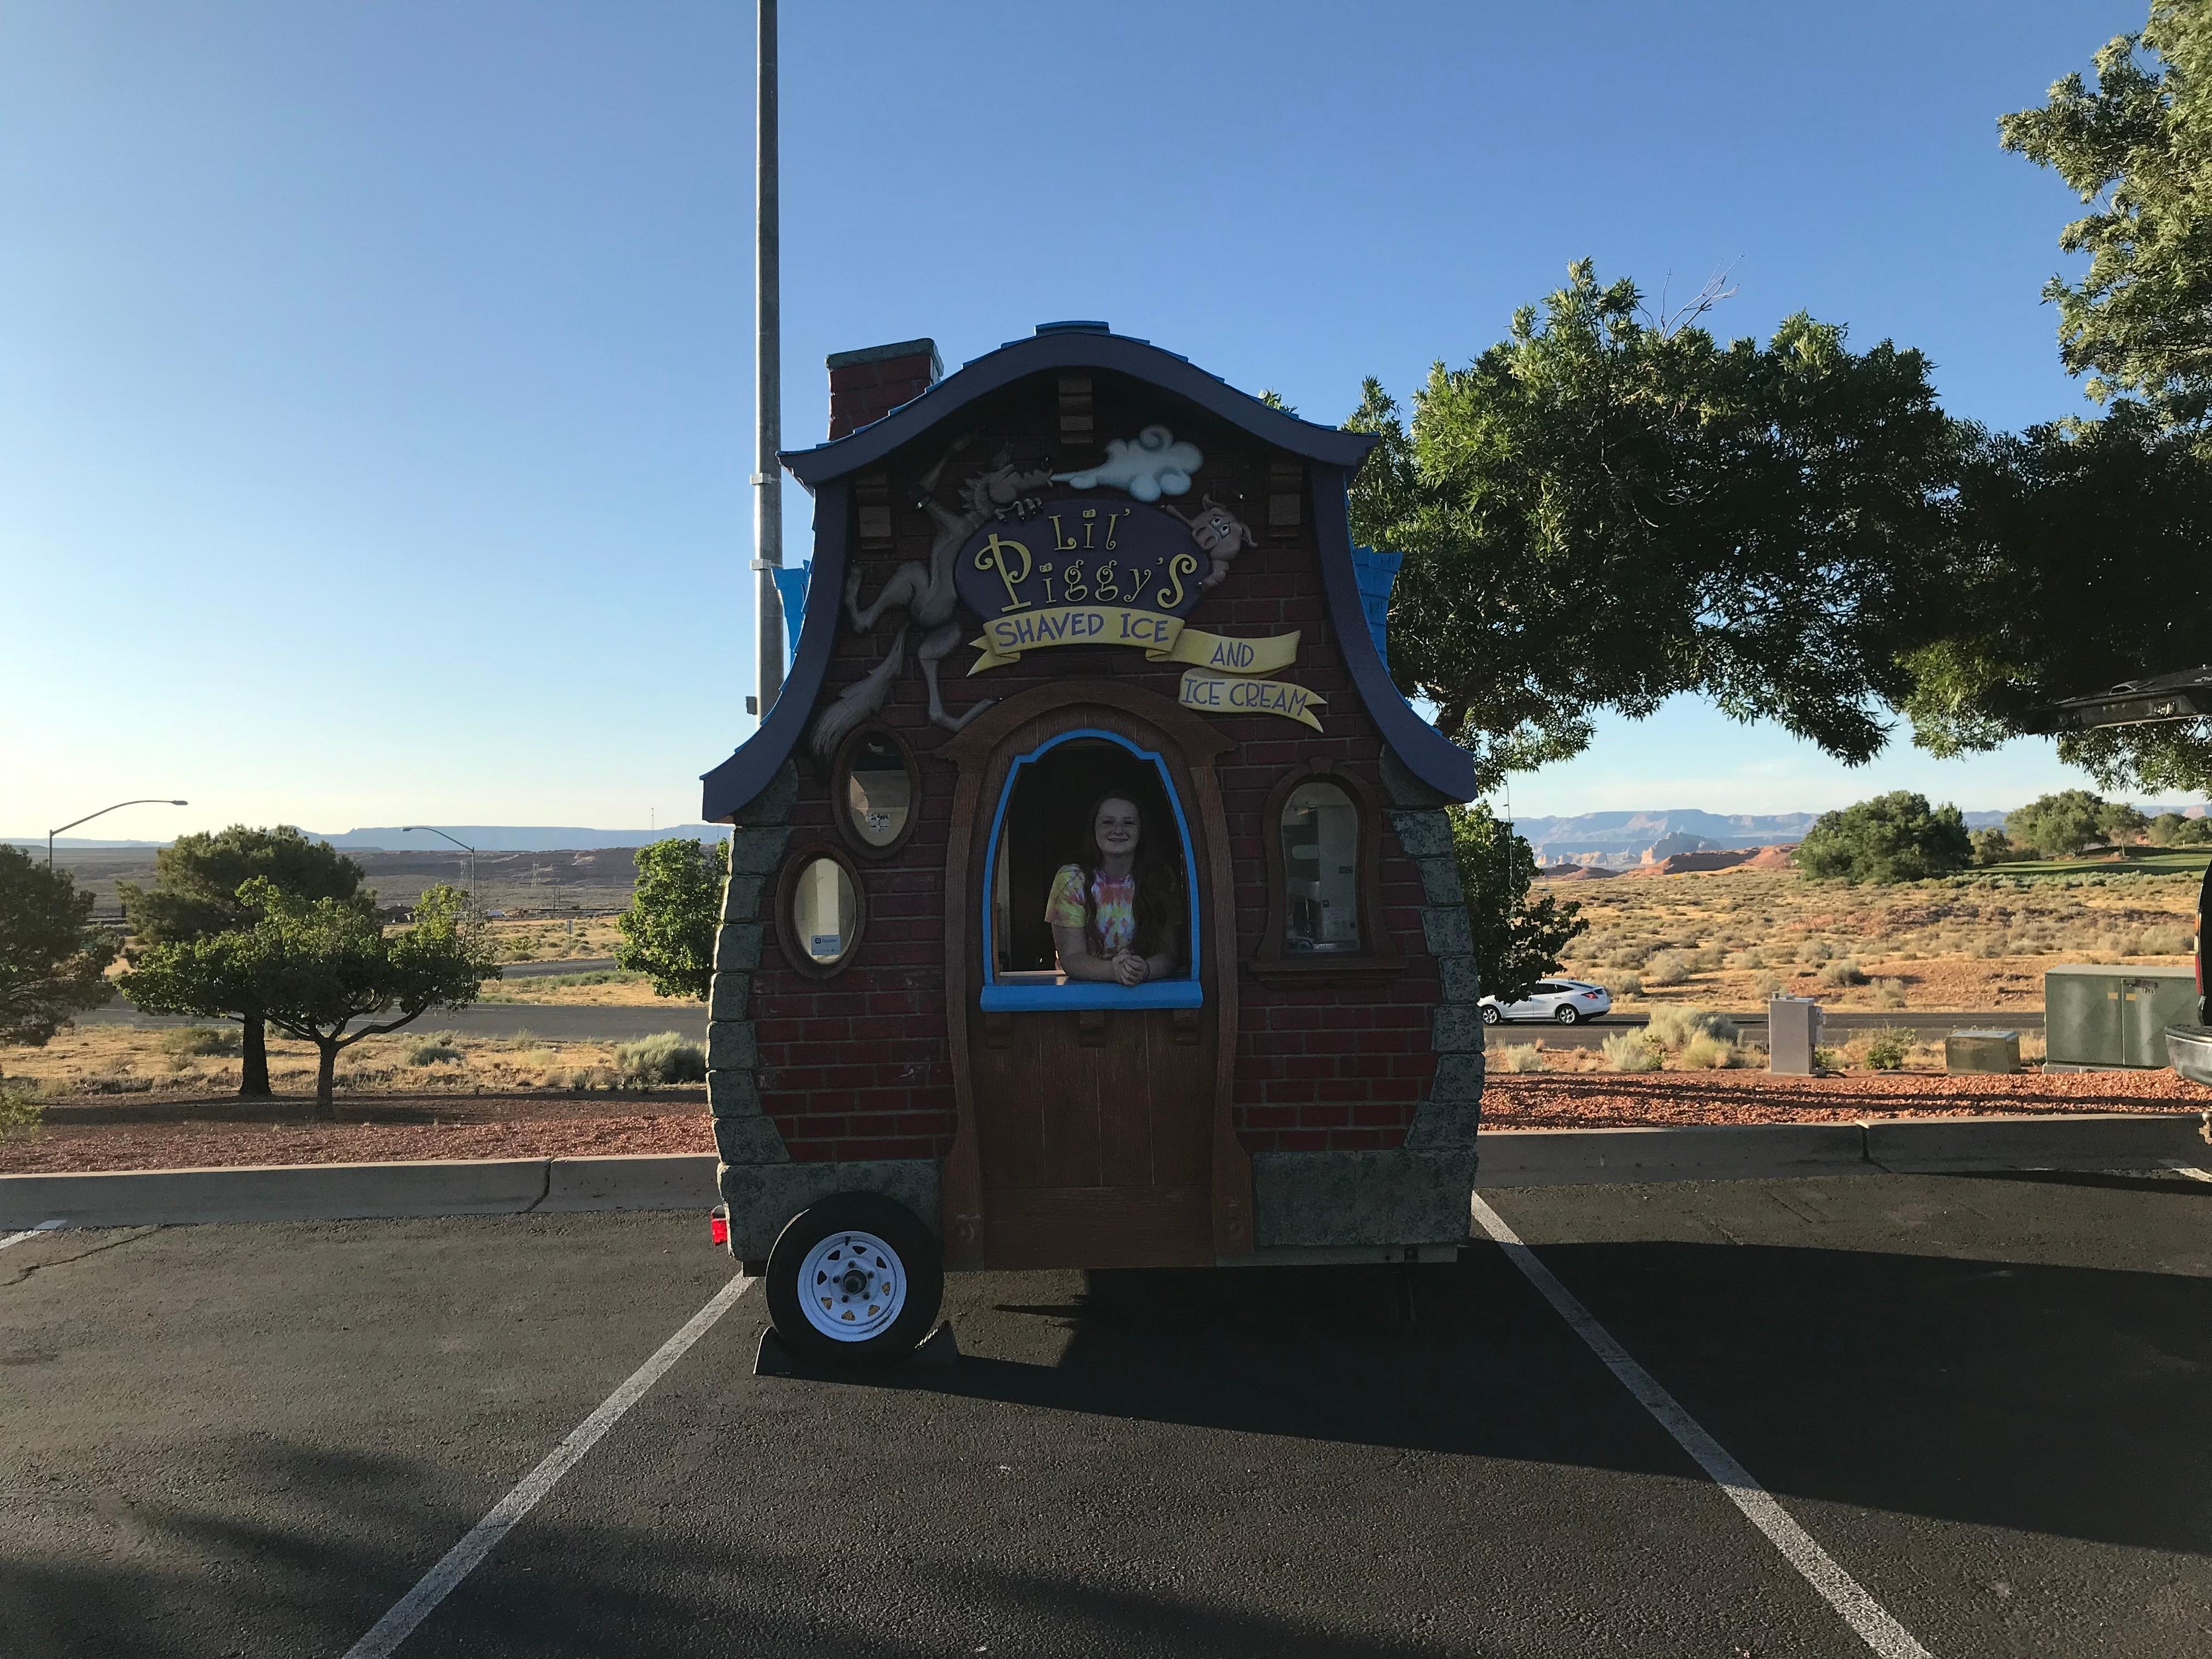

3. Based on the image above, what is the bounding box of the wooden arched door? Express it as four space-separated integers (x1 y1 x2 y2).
938 683 1250 1270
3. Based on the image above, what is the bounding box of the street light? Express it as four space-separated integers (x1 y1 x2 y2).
48 799 189 868
402 827 478 912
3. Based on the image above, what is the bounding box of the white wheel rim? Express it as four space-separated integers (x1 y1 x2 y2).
797 1229 907 1342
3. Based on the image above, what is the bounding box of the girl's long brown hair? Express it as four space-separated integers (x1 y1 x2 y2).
1075 791 1181 962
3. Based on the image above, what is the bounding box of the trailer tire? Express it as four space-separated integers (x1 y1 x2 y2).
765 1192 944 1366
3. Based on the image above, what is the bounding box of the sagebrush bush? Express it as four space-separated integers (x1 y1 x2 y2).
1797 939 1835 964
407 1038 464 1066
1645 950 1691 986
0 1079 43 1140
1679 1033 1736 1070
160 1025 242 1058
1751 971 1784 1001
1863 1028 1913 1071
1602 1031 1661 1072
1688 948 1725 973
1497 1043 1547 1074
1818 957 1868 987
616 1031 707 1085
1645 1006 1735 1050
2144 925 2196 955
1596 972 1642 1000
1873 978 1907 1008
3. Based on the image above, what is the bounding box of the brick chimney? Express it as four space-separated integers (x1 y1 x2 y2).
826 338 942 440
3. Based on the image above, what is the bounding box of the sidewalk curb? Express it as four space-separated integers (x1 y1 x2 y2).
3 1115 2207 1229
0 1153 719 1230
1478 1111 2212 1188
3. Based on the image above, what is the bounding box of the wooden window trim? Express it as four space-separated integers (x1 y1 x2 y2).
829 721 922 862
773 843 870 980
1249 760 1404 988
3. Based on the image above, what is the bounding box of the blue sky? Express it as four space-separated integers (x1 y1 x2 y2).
1 0 2170 838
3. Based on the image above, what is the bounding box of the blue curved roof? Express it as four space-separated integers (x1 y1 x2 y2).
701 328 1476 817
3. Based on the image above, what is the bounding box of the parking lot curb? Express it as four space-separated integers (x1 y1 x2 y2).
0 1153 719 1230
5 1116 2207 1228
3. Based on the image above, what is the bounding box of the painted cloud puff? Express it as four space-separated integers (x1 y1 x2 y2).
1052 426 1203 502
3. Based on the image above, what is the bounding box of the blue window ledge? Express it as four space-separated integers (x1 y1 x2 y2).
979 980 1205 1012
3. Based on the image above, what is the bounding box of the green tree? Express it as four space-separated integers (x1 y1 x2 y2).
2000 3 2212 433
123 881 498 1116
1347 261 1953 792
1969 826 2016 865
1794 793 1974 884
1898 408 2212 794
615 838 729 1001
118 826 371 1097
1448 804 1589 1006
2098 800 2151 844
2149 809 2212 845
1 845 116 1052
2006 790 2110 858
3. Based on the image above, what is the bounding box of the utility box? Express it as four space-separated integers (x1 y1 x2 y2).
2044 965 2200 1069
1769 997 1823 1075
1946 1028 2021 1074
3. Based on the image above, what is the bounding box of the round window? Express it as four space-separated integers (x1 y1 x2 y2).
844 733 913 850
791 855 859 967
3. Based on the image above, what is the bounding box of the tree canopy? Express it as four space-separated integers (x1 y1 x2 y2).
1 846 116 1051
615 838 729 1002
123 880 498 1115
2005 790 2118 859
1347 261 1953 794
1448 805 1589 1005
1794 793 1974 885
118 825 372 1096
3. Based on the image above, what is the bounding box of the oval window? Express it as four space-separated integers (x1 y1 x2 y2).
843 733 913 850
791 856 859 967
1281 781 1360 952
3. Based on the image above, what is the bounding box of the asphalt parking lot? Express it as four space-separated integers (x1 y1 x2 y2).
4 1170 2208 1658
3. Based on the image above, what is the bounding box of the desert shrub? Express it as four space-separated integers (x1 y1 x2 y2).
1796 939 1835 964
0 1078 43 1140
407 1037 464 1066
1797 791 1972 883
2143 925 2196 954
1688 948 1725 972
1645 950 1691 986
560 1065 620 1092
1736 947 1768 969
1595 972 1642 1000
615 1031 707 1085
160 1025 241 1058
1873 978 1908 1008
1812 1046 1841 1073
82 1074 155 1094
1497 1043 1547 1074
1863 1028 1913 1071
1818 957 1868 987
1645 1006 1736 1050
1679 1033 1737 1070
1601 1031 1661 1072
1751 971 1784 1001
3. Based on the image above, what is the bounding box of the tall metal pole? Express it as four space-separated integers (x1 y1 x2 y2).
751 0 785 722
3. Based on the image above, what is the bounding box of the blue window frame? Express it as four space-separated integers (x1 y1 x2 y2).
979 728 1204 1012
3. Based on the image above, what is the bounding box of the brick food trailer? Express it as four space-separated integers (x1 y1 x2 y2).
700 323 1484 1364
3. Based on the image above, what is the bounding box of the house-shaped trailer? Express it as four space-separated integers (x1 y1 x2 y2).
700 323 1484 1363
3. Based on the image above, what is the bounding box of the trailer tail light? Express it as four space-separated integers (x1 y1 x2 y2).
709 1204 730 1248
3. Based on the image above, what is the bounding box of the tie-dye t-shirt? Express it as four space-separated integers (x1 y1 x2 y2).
1045 865 1137 953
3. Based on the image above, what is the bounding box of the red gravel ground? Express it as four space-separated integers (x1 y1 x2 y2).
1482 1065 2212 1131
4 1070 2207 1175
0 1091 714 1175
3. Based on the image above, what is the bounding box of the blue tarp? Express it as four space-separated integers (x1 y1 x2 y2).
1350 546 1402 673
771 562 811 670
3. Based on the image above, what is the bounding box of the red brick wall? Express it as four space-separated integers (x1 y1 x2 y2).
754 375 1442 1160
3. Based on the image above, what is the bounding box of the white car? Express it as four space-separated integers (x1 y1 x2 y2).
1479 978 1612 1026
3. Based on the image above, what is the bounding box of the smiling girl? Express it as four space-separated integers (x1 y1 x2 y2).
1046 793 1181 986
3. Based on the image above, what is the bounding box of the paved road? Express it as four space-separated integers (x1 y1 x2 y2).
1488 1008 2047 1051
77 1003 699 1043
5 1170 2207 1656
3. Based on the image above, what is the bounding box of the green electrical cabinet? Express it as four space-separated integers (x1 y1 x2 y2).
2044 965 2201 1069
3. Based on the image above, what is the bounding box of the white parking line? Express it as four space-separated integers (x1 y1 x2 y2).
1469 1194 1931 1659
343 1272 756 1659
2162 1160 2212 1185
0 1219 66 1252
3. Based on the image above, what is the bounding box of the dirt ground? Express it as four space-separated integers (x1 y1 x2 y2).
1547 865 2203 1012
0 1091 713 1175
